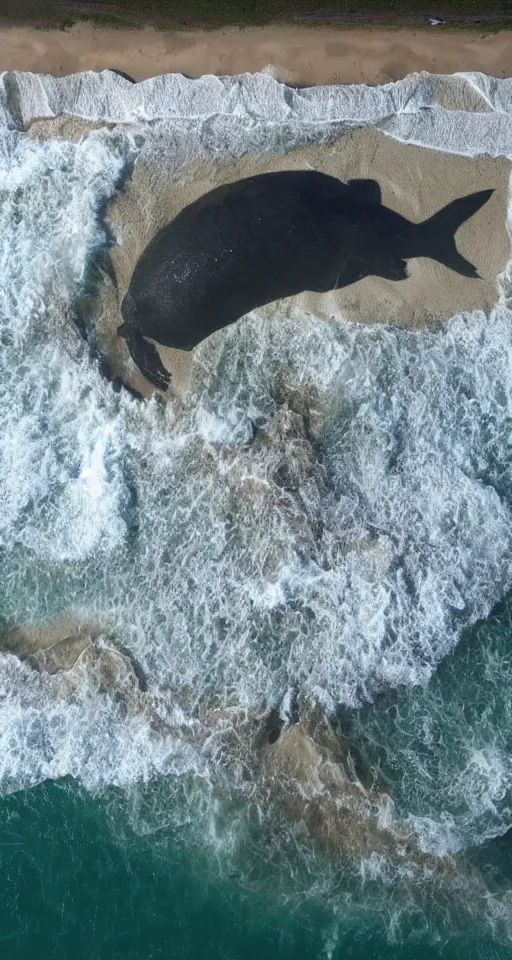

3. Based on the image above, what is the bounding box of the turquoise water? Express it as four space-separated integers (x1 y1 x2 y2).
0 781 509 960
1 596 511 959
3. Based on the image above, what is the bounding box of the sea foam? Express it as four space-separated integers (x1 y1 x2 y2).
0 70 510 885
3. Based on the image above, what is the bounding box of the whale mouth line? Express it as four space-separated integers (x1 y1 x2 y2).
120 295 132 317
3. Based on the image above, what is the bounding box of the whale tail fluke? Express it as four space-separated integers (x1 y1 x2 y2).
417 189 494 278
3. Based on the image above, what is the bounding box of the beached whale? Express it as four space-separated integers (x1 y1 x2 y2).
118 171 493 390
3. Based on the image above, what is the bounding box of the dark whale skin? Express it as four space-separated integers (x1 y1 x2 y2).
118 171 493 390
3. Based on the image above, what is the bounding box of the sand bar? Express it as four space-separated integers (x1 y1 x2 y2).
0 22 511 84
79 125 508 397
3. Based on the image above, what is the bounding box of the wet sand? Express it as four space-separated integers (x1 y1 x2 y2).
95 129 511 396
0 22 511 85
26 115 509 398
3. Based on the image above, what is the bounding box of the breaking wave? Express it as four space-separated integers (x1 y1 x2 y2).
0 67 511 942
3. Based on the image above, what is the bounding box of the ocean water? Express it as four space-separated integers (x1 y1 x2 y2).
0 69 512 958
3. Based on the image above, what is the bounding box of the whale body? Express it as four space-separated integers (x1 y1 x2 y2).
118 171 493 390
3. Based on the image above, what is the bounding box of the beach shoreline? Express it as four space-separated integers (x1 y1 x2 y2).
0 21 511 84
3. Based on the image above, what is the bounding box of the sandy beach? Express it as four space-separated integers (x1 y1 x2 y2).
0 21 511 85
1 23 510 398
26 112 507 399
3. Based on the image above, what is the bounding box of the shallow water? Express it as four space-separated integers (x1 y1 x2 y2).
1 770 512 959
0 69 511 956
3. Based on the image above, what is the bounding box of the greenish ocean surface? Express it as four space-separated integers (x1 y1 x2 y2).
1 602 511 960
1 748 510 960
0 70 512 959
0 788 509 960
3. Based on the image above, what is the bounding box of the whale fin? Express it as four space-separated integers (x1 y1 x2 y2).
377 258 409 281
416 189 494 278
347 179 382 205
124 333 171 392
